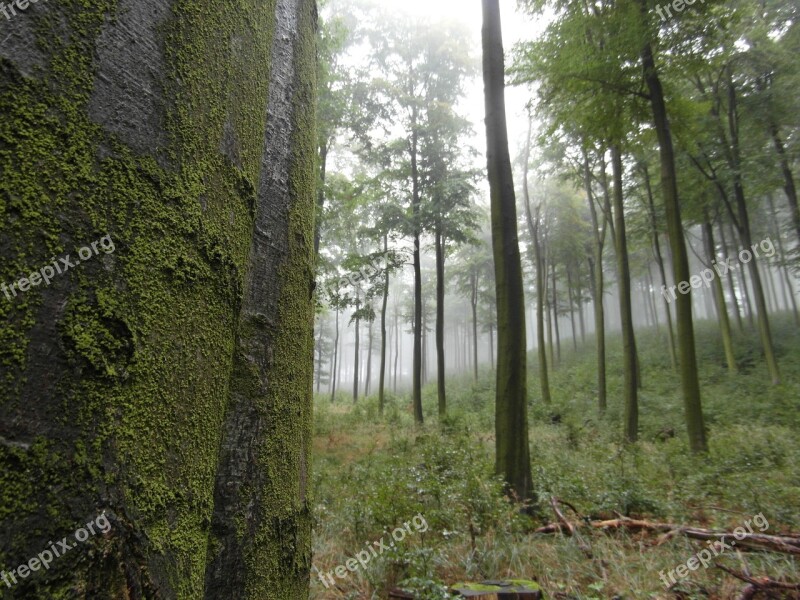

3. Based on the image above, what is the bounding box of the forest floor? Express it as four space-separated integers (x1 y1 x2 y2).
310 316 800 599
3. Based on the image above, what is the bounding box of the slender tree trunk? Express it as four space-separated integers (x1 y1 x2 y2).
365 318 374 397
422 297 428 385
720 222 744 332
644 165 678 370
639 20 708 452
763 261 779 314
551 261 561 365
767 194 800 326
353 295 361 402
482 0 532 502
411 106 424 423
611 146 639 443
472 272 480 381
522 114 551 404
770 122 800 245
316 326 323 394
703 218 737 374
546 272 555 369
734 225 756 328
435 226 447 417
379 236 390 412
330 307 340 401
577 276 586 344
584 150 607 412
647 269 660 332
489 323 495 370
394 307 400 393
567 268 578 351
727 73 780 384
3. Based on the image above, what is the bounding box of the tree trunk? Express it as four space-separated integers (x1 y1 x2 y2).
767 194 800 326
379 237 390 412
551 261 561 366
436 226 447 417
353 296 361 402
639 17 708 452
472 272 480 381
770 122 800 245
489 324 495 370
727 73 780 385
365 318 374 397
522 114 551 404
703 218 737 374
642 164 678 370
394 307 400 393
719 222 744 332
567 268 578 351
330 308 340 401
482 0 533 502
411 107 424 423
1 0 317 597
611 146 639 444
584 151 607 412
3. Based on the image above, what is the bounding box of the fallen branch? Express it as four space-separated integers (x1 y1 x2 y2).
717 565 800 599
534 501 800 558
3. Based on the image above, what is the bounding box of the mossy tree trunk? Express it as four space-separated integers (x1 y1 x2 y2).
481 0 533 503
0 0 318 597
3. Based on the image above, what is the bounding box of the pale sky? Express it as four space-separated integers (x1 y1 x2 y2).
372 0 543 168
329 0 546 183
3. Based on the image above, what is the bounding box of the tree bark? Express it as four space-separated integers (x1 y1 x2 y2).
719 222 744 332
703 218 737 374
611 146 639 444
353 293 361 402
472 272 480 381
726 73 780 384
642 164 677 370
584 151 607 412
331 307 340 402
770 122 800 245
411 105 424 423
639 16 708 452
522 116 551 404
365 317 374 397
766 194 799 326
1 0 317 597
436 226 447 417
379 236 390 412
482 0 533 502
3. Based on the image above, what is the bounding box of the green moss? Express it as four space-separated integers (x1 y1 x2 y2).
0 0 305 595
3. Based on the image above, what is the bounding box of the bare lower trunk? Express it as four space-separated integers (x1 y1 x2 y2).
611 146 639 444
482 0 532 502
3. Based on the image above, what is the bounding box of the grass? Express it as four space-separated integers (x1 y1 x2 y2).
310 315 800 599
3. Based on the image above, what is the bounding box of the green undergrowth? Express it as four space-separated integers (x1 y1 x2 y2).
311 314 800 599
